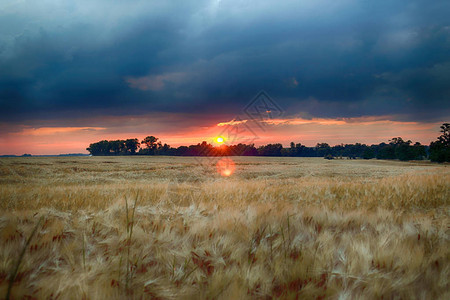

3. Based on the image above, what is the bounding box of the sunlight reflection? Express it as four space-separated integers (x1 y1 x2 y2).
216 157 235 177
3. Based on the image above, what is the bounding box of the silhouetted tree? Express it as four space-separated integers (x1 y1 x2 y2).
362 147 375 159
125 139 140 154
392 138 414 161
376 143 394 159
257 144 283 156
141 136 161 154
412 142 426 160
230 143 258 156
430 123 450 162
86 140 110 156
315 143 331 157
86 134 434 161
110 140 125 155
157 143 172 155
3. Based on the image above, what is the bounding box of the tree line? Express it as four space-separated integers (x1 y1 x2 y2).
87 123 450 162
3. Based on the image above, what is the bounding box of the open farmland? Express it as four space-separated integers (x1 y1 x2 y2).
0 156 449 299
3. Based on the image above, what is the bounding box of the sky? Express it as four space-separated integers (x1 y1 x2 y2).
0 0 449 155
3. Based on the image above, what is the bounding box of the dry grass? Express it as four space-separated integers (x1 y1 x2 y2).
0 156 448 299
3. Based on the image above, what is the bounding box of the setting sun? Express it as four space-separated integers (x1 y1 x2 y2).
215 136 225 144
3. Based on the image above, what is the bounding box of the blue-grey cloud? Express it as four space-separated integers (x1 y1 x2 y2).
0 0 449 124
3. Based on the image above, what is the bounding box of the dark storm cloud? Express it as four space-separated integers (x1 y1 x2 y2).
0 0 449 123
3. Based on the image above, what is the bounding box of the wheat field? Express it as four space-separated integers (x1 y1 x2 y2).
0 156 448 299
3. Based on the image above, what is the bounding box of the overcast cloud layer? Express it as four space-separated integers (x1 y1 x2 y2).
0 0 449 124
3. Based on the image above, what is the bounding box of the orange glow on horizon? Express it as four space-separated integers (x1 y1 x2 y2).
0 114 444 155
